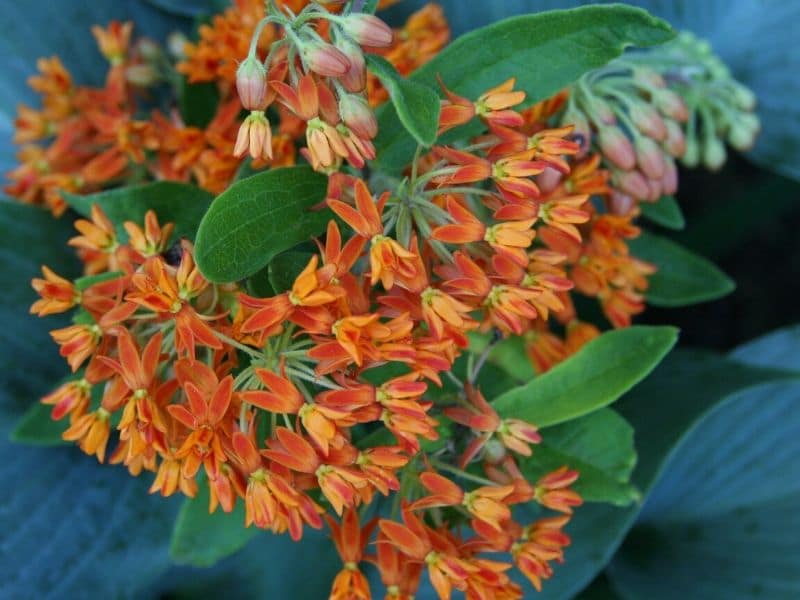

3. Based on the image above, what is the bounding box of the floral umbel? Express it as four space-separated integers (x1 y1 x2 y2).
8 1 759 598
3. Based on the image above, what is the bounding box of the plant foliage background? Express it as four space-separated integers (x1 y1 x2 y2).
0 1 798 598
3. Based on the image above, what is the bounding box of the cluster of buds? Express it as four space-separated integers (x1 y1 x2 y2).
662 31 760 171
563 59 689 215
234 1 395 169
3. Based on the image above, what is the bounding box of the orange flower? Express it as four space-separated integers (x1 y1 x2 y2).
50 323 101 372
511 516 572 592
326 509 375 600
123 210 174 257
63 408 111 462
92 21 133 65
41 378 91 421
534 467 583 514
30 266 78 316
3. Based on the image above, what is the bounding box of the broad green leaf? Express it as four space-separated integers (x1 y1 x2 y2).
536 349 797 599
194 166 330 283
366 55 440 147
607 381 800 599
0 202 181 598
639 195 685 230
9 402 68 446
468 332 535 381
374 5 674 171
178 78 220 128
170 479 259 567
268 251 315 294
629 231 735 307
729 324 800 372
64 181 214 243
492 326 678 427
524 409 640 506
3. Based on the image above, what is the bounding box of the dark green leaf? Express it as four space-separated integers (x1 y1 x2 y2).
9 402 68 446
468 332 535 381
178 78 220 128
493 326 678 427
639 195 685 230
194 166 329 283
536 349 796 599
366 55 440 147
268 251 315 294
729 324 800 372
63 181 214 243
374 5 674 171
170 479 259 567
362 0 380 15
525 408 640 505
629 231 735 307
74 270 124 291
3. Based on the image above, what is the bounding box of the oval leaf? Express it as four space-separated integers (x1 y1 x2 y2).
639 195 685 230
524 408 640 506
366 54 440 147
630 231 735 307
64 181 214 243
170 480 259 567
374 5 674 171
493 326 678 427
194 166 329 283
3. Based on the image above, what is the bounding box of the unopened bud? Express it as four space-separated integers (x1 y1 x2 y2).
645 177 662 202
598 127 635 170
561 107 591 158
236 56 267 111
337 38 366 92
630 102 667 141
608 190 635 216
167 32 188 60
703 136 726 171
613 168 650 200
728 113 760 151
588 96 616 125
634 67 666 89
682 135 700 168
537 167 563 195
338 94 377 139
663 118 686 157
661 157 678 195
654 89 689 122
302 41 351 77
635 136 666 179
339 14 394 48
136 38 162 62
731 82 757 111
125 64 159 87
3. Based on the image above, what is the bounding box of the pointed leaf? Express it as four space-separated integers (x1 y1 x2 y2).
493 326 678 427
374 5 674 171
194 166 330 283
64 182 214 243
639 196 685 230
366 55 440 147
630 231 735 307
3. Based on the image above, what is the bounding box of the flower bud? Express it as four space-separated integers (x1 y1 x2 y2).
654 89 689 122
663 118 686 157
339 14 394 48
588 96 616 125
630 102 667 141
125 64 159 87
613 168 650 200
167 32 188 60
337 37 366 92
338 94 377 139
682 135 700 168
302 41 351 78
135 38 162 62
598 127 635 170
236 56 267 111
608 190 635 216
634 67 666 89
703 136 726 171
661 157 678 195
561 107 591 158
537 167 563 195
728 113 760 151
645 177 662 202
731 82 757 111
635 136 666 179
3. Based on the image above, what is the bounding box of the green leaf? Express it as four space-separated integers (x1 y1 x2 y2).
9 402 68 446
178 78 220 128
524 409 640 506
607 381 800 599
170 479 259 567
366 55 440 147
268 251 315 294
373 4 674 171
362 0 380 15
194 166 330 283
493 326 678 427
468 332 535 381
629 231 735 307
74 270 124 291
729 324 800 372
535 349 796 599
63 181 214 243
639 195 685 230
